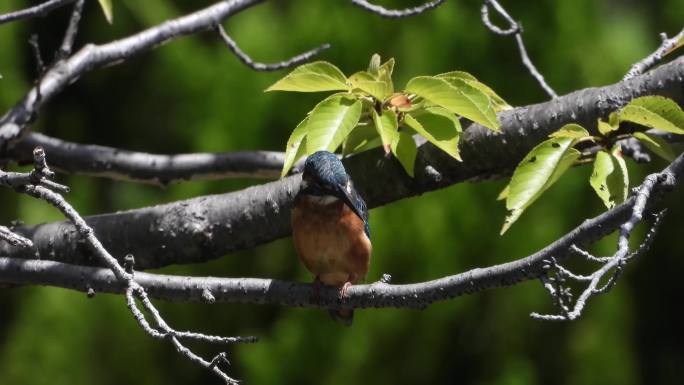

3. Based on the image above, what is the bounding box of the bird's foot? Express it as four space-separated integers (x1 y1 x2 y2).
338 281 352 299
311 276 323 298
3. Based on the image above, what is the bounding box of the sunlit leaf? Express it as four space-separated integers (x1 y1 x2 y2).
607 144 629 204
391 131 417 177
378 58 395 95
438 74 511 112
549 123 592 139
368 54 381 76
266 62 349 92
618 96 684 134
501 137 580 234
633 131 677 161
281 117 310 176
372 109 399 154
406 76 499 130
404 107 462 161
342 123 382 155
97 0 113 24
497 184 509 201
589 151 616 209
597 119 618 136
349 71 391 100
304 95 362 153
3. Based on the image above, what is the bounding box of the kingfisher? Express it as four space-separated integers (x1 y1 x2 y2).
291 151 371 325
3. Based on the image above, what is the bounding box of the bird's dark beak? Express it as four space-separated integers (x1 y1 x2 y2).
336 184 364 221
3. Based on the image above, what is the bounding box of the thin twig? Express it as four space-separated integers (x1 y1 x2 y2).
624 28 684 80
1 150 255 384
57 0 85 59
349 0 445 18
216 24 330 71
0 0 76 25
480 0 558 98
0 226 33 248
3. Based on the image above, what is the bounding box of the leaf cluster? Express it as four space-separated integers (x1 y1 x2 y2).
499 96 684 234
267 54 510 177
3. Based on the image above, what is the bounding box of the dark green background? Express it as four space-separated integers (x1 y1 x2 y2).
1 1 683 384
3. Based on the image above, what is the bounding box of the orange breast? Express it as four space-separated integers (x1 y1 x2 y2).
291 197 372 287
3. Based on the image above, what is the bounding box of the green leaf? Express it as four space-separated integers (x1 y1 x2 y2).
589 151 616 209
618 96 684 134
304 95 362 153
391 131 417 177
368 54 381 76
378 58 395 96
404 108 462 161
633 131 677 161
342 123 382 155
607 145 629 204
266 62 349 93
435 71 478 82
349 71 391 100
406 76 499 130
281 117 310 176
372 109 399 154
597 119 618 136
549 123 592 139
97 0 113 24
438 74 511 112
501 137 580 234
497 184 509 201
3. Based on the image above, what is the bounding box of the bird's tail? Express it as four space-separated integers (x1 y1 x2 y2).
328 308 354 326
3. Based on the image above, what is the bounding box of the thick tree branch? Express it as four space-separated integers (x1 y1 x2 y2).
2 151 681 311
4 56 684 269
6 133 292 184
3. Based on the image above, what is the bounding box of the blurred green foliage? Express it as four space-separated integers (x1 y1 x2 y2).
1 1 683 384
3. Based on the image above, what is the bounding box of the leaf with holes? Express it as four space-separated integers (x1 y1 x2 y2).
97 0 113 24
590 151 616 209
618 96 684 134
404 107 462 161
406 76 499 130
372 109 399 154
266 62 349 92
391 131 417 177
633 131 677 162
549 123 592 139
501 137 580 234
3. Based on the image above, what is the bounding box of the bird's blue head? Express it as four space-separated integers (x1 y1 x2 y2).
302 151 349 192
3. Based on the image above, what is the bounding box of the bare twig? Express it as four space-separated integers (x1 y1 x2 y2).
480 0 558 98
57 0 85 59
0 0 76 25
0 0 265 150
531 174 672 321
1 150 256 384
349 0 445 18
624 27 684 80
0 226 33 248
216 24 330 71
